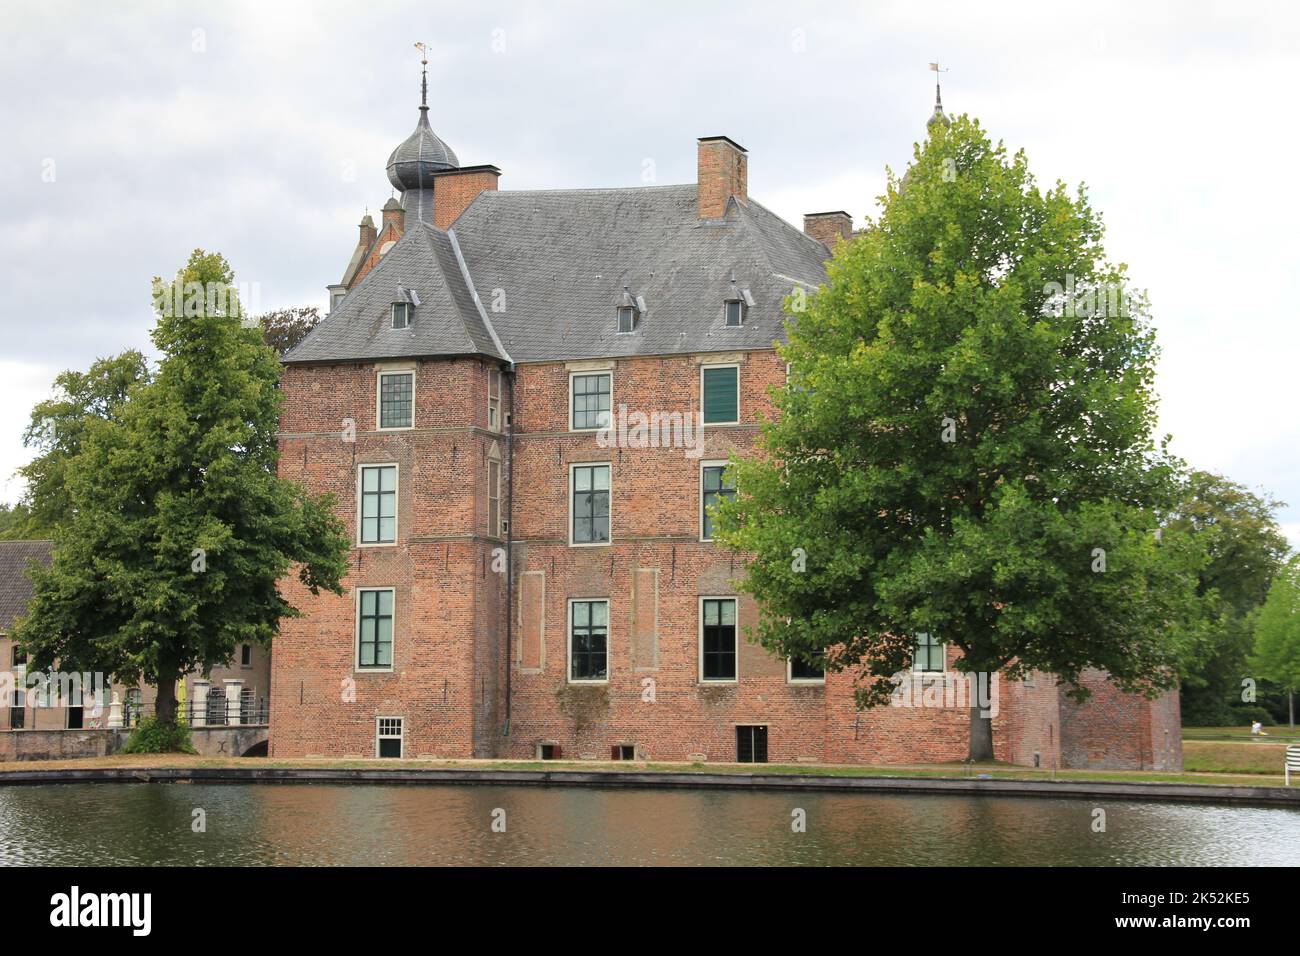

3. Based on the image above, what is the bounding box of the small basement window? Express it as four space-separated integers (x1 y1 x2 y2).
391 302 411 329
612 745 635 760
377 717 403 758
539 743 562 760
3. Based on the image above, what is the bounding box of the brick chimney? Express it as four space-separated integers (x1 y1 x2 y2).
803 211 853 249
433 165 501 230
697 136 747 219
381 197 405 236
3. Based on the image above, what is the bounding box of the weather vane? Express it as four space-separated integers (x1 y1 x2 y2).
414 42 429 109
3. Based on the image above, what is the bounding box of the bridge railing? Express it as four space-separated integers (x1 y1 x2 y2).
120 698 269 729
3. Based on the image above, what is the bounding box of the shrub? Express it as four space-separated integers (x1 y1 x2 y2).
120 716 197 754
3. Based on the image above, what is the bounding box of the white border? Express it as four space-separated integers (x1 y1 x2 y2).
698 595 739 684
375 715 404 758
375 369 416 431
356 462 399 548
700 363 740 425
355 587 396 673
568 461 612 547
787 655 826 684
912 632 947 675
568 369 614 432
566 598 611 685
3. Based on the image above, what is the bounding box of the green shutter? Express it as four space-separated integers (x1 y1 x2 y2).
703 366 738 424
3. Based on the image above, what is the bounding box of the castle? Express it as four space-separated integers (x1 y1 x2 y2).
270 74 1182 770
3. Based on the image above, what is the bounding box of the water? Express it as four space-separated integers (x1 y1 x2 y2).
0 783 1296 866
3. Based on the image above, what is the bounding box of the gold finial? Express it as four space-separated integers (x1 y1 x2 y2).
414 42 429 109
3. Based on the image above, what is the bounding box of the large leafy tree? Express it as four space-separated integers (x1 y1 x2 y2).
1165 471 1288 725
256 305 322 356
716 115 1203 761
1252 559 1300 729
14 250 349 725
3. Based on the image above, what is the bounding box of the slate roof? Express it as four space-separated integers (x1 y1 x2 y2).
386 108 460 191
0 540 52 631
286 183 831 366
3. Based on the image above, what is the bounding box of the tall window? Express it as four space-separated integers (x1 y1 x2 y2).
11 645 26 667
378 371 414 429
725 299 744 327
569 599 609 682
914 632 944 673
9 690 24 729
359 465 397 544
240 644 252 666
571 464 610 544
617 306 636 333
377 717 403 758
488 457 501 538
701 463 736 540
357 589 394 670
488 368 502 431
701 598 737 681
391 302 411 329
702 365 738 424
571 373 612 431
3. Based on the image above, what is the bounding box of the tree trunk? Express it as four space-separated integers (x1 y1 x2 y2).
968 679 994 762
155 674 178 724
1289 690 1294 732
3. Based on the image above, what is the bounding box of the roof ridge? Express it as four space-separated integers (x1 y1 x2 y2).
486 183 696 198
416 225 494 358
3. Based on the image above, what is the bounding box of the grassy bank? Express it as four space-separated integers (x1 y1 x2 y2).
0 752 1290 789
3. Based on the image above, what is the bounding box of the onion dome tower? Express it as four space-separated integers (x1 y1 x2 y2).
386 43 459 223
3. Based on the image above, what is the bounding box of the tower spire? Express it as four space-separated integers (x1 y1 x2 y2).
927 61 951 129
414 41 428 111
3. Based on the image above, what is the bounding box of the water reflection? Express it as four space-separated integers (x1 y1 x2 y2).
0 783 1295 866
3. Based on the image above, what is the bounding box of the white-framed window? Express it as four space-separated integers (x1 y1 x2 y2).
725 299 744 327
699 596 738 683
357 463 398 545
376 716 403 758
788 651 826 684
391 302 411 330
488 368 502 431
617 306 636 334
568 598 609 683
376 370 415 430
700 460 736 541
913 632 945 673
569 462 611 546
356 588 395 671
701 363 739 425
569 371 612 431
487 453 501 538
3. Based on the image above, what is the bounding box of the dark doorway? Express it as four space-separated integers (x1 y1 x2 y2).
66 705 84 729
736 725 768 763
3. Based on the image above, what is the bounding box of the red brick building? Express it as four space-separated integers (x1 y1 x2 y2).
270 83 1181 770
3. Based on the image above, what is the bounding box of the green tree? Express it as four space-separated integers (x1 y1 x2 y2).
14 250 349 729
0 501 34 539
256 305 322 356
1164 471 1288 725
1252 559 1300 729
715 115 1203 761
10 351 152 538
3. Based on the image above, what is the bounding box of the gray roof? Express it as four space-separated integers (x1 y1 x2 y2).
288 222 506 364
286 183 830 366
0 540 52 631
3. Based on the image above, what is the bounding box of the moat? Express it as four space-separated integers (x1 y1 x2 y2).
0 783 1297 866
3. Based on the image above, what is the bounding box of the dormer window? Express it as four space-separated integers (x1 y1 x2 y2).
725 299 744 327
615 285 644 334
724 275 754 327
391 302 411 329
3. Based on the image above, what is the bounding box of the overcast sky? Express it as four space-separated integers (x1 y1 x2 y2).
1 0 1297 546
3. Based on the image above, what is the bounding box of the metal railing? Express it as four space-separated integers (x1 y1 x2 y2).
121 697 269 728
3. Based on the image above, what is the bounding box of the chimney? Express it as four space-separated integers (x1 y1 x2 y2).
358 213 377 252
432 165 501 230
381 197 405 235
697 136 747 219
803 211 853 249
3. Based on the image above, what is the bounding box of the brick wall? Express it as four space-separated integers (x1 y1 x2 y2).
271 347 1178 769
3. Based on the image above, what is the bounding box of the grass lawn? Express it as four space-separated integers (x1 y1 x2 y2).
0 752 1290 789
1182 725 1300 742
1181 739 1294 775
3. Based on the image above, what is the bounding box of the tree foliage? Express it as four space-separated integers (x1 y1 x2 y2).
256 305 322 356
13 250 349 729
714 115 1204 759
1252 559 1300 697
